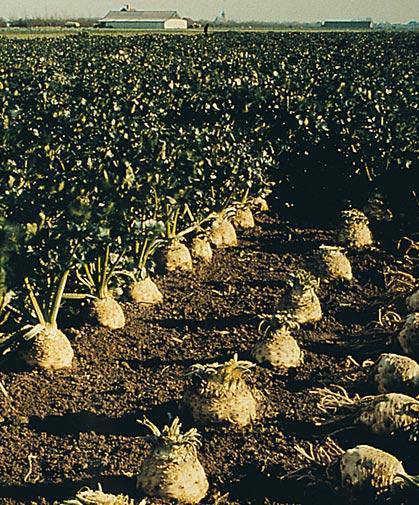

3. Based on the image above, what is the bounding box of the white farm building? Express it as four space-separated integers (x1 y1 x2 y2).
98 8 188 30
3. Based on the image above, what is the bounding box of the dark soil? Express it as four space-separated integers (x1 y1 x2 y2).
0 213 417 505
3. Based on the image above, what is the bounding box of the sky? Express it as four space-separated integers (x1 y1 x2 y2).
0 0 418 22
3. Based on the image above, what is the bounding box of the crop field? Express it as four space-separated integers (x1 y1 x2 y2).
0 31 418 504
0 27 379 40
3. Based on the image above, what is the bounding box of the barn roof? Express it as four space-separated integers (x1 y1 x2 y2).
99 10 181 22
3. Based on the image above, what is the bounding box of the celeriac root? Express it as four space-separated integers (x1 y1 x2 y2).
20 325 74 370
316 245 353 281
209 218 238 249
340 445 409 496
127 277 163 306
293 440 417 497
61 484 135 504
137 417 208 504
183 355 257 427
363 191 393 222
371 353 419 395
407 289 419 312
312 386 419 438
398 313 419 359
232 207 255 230
252 327 303 369
280 271 322 324
288 290 322 325
156 240 193 273
90 297 125 330
338 209 373 248
190 236 213 263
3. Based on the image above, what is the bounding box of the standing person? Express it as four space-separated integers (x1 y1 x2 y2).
203 23 209 36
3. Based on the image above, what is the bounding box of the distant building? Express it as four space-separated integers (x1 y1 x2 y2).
98 8 188 29
322 20 372 29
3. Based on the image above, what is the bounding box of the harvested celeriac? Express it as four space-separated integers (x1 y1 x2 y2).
90 297 125 330
280 270 322 324
340 445 418 497
190 233 213 264
65 251 126 330
232 206 255 230
156 240 193 273
295 440 419 498
371 353 419 396
183 354 257 427
316 245 353 281
313 386 419 441
363 191 393 222
62 484 135 504
128 276 163 306
20 324 74 371
407 289 419 312
14 273 74 370
338 209 373 248
137 417 208 504
252 313 303 369
209 216 237 248
398 312 419 359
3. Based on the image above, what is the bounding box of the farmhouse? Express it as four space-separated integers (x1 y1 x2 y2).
322 20 372 29
98 6 188 30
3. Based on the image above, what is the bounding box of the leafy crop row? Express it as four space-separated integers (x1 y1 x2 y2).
0 31 416 359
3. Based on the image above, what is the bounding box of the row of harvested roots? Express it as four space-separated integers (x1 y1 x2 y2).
59 347 419 504
4 206 398 372
0 199 263 371
2 208 418 504
57 347 419 504
288 213 418 502
55 346 419 504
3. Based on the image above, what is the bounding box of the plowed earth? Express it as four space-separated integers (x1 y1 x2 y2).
0 212 417 504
